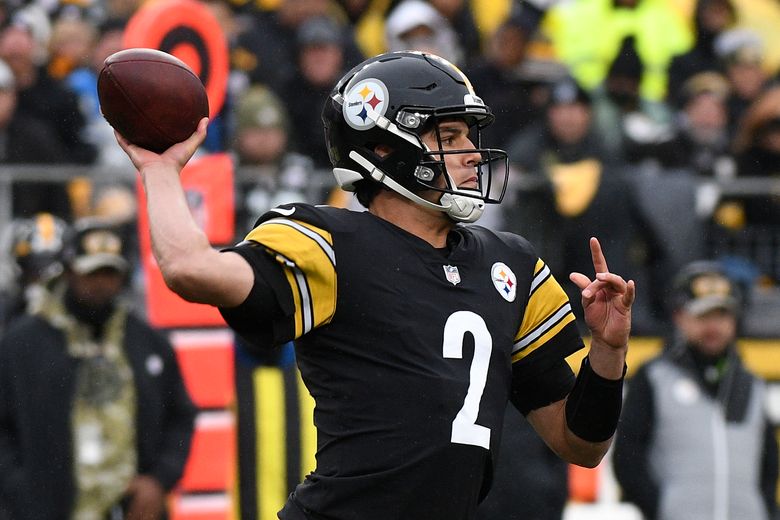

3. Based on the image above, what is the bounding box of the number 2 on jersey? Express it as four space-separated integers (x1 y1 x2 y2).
443 311 492 449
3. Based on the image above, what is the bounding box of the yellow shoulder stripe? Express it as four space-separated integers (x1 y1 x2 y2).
245 218 334 265
245 219 337 338
514 259 574 358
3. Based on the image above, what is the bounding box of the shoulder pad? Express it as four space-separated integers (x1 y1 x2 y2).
254 203 326 228
251 204 359 237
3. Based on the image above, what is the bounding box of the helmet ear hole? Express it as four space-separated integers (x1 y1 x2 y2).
373 143 393 158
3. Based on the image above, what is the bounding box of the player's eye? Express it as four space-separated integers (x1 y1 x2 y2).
440 135 455 147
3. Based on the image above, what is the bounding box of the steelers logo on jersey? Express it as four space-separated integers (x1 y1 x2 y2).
343 78 389 131
491 262 517 302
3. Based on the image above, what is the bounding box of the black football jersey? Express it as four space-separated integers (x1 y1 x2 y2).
221 204 584 520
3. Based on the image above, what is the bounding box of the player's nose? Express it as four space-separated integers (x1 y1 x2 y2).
462 139 482 166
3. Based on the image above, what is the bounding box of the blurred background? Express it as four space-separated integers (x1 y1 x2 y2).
1 0 780 518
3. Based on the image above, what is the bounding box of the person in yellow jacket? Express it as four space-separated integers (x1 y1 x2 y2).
546 0 692 101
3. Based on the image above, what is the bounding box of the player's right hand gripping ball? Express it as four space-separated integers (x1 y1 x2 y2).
97 48 209 153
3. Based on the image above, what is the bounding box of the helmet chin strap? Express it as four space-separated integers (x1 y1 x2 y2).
348 151 484 223
440 191 484 223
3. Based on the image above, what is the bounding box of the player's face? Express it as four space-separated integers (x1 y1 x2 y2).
420 119 482 192
675 308 737 356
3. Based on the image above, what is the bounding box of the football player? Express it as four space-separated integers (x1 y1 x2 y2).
115 51 635 520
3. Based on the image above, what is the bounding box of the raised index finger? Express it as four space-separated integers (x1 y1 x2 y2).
590 237 609 274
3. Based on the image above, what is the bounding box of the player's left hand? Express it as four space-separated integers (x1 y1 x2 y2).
569 237 635 351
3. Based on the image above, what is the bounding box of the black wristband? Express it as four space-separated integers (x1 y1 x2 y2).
565 356 626 443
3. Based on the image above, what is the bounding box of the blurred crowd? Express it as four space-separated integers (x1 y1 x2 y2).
0 2 779 518
0 0 780 335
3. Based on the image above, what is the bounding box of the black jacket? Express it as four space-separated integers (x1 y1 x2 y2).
0 312 196 520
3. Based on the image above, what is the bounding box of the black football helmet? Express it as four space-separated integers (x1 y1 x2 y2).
1 213 68 287
322 51 509 223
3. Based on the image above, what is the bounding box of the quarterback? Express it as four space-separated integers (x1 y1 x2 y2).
116 51 635 520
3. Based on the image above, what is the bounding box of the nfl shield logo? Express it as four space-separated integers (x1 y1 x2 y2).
443 265 461 286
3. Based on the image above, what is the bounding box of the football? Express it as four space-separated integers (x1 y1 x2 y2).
97 48 209 153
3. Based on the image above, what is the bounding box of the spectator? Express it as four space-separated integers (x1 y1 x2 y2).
505 75 663 332
0 56 66 164
233 85 291 167
590 36 674 165
65 18 128 168
0 56 75 218
0 219 196 520
727 0 780 74
231 85 330 233
547 0 692 101
706 85 780 284
101 0 142 24
281 15 351 170
716 28 772 137
666 0 736 99
467 10 550 150
10 4 51 64
231 0 362 94
384 0 463 65
733 84 780 184
47 16 98 81
335 0 392 58
507 76 606 173
427 0 482 66
660 71 736 180
201 0 243 153
337 0 373 23
341 0 512 60
613 260 779 520
0 212 68 332
0 23 96 164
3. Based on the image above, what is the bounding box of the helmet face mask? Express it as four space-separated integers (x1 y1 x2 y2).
323 51 509 222
417 119 507 204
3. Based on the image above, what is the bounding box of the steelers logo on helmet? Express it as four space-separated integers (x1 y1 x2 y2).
343 78 389 130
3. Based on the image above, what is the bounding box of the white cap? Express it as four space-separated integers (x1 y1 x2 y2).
385 0 445 39
384 0 462 64
715 28 764 64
